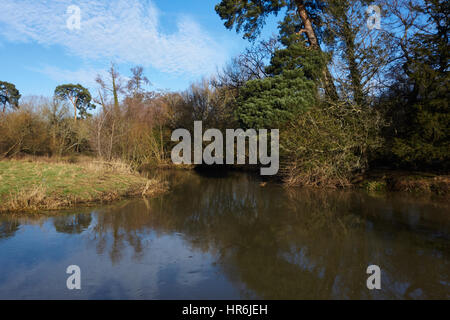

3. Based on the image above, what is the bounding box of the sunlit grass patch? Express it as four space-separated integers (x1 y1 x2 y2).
0 158 168 213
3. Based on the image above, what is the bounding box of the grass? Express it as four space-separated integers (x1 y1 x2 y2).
360 170 449 196
361 180 387 192
0 158 168 213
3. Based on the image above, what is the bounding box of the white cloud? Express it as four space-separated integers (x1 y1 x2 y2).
0 0 227 76
30 65 105 88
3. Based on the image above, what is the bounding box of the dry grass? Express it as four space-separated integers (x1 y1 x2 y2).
282 162 353 189
0 158 168 214
360 171 449 196
389 175 449 195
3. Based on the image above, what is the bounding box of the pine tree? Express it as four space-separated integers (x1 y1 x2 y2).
0 81 21 113
54 84 95 121
237 38 326 129
215 0 337 99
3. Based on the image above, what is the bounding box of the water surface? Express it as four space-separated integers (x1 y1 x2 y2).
0 171 449 299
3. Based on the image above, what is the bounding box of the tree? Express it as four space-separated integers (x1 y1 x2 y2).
54 84 95 121
320 0 393 106
0 81 21 113
387 0 449 169
216 37 280 89
215 0 337 99
127 66 150 98
96 63 125 113
237 40 325 129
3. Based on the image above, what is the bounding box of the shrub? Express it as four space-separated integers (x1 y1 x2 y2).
280 103 384 187
0 109 51 157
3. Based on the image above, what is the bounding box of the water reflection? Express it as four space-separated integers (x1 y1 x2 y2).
0 171 448 299
0 220 20 240
54 214 92 234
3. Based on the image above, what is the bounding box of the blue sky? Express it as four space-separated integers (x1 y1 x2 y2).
0 0 280 98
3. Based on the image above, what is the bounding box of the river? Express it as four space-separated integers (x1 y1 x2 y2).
0 170 448 299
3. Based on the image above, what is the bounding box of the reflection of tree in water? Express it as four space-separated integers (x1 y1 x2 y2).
0 219 20 240
143 178 372 299
83 171 205 264
144 173 449 299
53 214 92 234
83 171 449 299
89 201 154 264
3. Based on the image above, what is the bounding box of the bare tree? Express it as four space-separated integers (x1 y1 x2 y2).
127 66 151 98
95 63 125 112
216 37 280 90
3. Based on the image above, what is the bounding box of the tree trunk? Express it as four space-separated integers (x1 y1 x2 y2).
295 0 319 49
342 13 364 105
294 0 338 100
70 96 78 122
112 73 120 112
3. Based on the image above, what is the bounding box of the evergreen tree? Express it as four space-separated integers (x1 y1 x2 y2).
0 81 21 113
54 84 95 121
215 0 337 99
390 0 449 169
237 40 326 129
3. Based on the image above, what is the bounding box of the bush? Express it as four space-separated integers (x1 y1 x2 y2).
280 103 384 187
0 109 51 157
0 98 91 158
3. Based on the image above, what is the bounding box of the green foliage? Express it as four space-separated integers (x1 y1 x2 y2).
363 180 387 193
215 0 327 41
54 84 95 120
216 0 338 100
388 0 449 169
267 38 327 79
237 69 316 128
215 0 286 40
237 40 325 129
0 81 21 113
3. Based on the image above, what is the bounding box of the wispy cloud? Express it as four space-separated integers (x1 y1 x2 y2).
29 65 107 89
0 0 227 76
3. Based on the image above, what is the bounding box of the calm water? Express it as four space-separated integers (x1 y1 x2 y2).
0 170 449 300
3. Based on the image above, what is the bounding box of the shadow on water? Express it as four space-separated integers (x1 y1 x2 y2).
0 170 449 299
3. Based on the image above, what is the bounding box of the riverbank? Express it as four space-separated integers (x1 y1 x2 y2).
164 163 450 196
358 170 449 196
0 158 168 214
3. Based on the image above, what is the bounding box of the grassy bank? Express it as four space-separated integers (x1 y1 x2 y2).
0 158 168 214
359 170 449 196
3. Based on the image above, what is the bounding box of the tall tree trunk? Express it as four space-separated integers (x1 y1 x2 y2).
294 0 338 100
295 0 319 49
342 13 364 105
112 73 120 112
70 96 78 122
